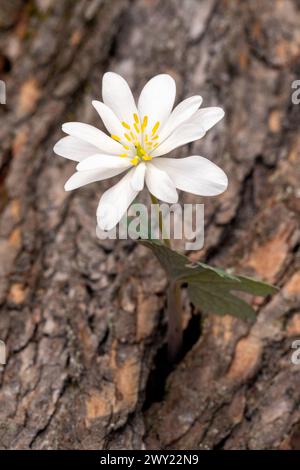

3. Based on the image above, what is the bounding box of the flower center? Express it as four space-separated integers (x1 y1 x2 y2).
111 114 160 166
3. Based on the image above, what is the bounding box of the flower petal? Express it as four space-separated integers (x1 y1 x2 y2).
130 162 146 191
54 136 100 162
92 100 129 144
152 156 228 196
145 162 178 203
97 169 138 231
188 107 225 132
62 122 123 155
102 72 138 126
77 154 131 172
64 168 126 191
151 122 206 157
158 95 203 142
138 74 176 133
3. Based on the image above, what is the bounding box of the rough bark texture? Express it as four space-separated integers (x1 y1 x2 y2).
1 0 300 450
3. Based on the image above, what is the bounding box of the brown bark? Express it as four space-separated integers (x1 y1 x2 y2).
0 0 300 450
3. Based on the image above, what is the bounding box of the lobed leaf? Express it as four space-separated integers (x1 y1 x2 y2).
140 239 278 320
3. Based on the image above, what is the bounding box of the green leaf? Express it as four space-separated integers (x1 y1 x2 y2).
140 239 190 280
140 239 278 321
182 262 278 296
188 283 257 320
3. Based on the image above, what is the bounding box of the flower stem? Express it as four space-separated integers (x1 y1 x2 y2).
167 280 182 363
150 193 182 363
150 193 170 247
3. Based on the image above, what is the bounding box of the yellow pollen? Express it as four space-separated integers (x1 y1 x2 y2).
152 121 160 135
130 156 139 166
122 121 131 130
111 134 121 141
122 115 160 164
141 116 148 131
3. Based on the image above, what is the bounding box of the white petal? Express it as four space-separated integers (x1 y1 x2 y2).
130 162 146 191
151 122 206 157
188 107 225 132
145 162 178 203
92 101 128 142
54 136 99 162
77 154 131 172
152 156 228 196
64 168 125 191
102 72 138 126
138 74 176 133
62 122 123 155
158 95 203 142
97 169 138 231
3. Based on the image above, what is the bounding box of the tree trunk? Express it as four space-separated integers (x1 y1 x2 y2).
0 0 300 450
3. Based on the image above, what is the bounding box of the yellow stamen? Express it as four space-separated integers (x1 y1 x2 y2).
134 123 140 134
130 156 139 166
142 154 152 161
133 113 139 124
153 142 159 148
120 153 128 157
123 144 129 150
141 116 148 131
152 121 160 135
145 134 149 142
124 133 131 141
122 121 131 130
130 131 135 140
152 135 159 140
111 134 121 141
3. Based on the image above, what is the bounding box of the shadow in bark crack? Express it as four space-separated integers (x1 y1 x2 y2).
143 312 201 410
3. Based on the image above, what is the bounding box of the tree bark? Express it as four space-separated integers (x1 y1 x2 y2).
0 0 300 450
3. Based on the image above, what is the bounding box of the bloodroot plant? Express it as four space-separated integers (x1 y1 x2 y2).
54 73 277 363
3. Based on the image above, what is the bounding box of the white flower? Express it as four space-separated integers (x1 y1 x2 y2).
54 73 227 230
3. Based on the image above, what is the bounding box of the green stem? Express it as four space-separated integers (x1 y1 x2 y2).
150 193 170 247
149 193 182 363
167 280 182 363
